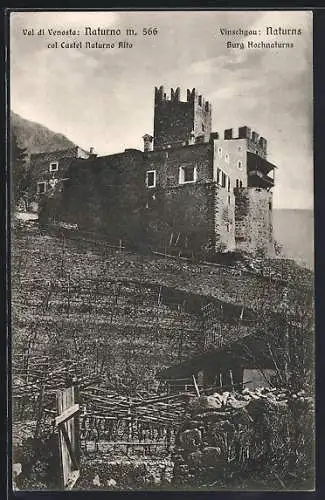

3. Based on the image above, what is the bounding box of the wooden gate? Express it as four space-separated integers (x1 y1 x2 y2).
56 386 80 489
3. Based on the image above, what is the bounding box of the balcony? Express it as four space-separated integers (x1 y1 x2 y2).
248 169 274 188
247 152 277 189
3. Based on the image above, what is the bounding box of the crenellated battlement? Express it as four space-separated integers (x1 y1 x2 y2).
154 86 212 149
223 126 268 156
155 86 211 111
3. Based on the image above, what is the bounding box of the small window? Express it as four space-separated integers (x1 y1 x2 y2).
238 160 243 169
217 168 222 185
202 123 205 132
146 170 156 188
49 161 59 172
238 145 243 152
37 181 47 194
221 172 226 188
269 202 272 211
226 222 231 232
218 147 222 158
240 180 243 188
227 177 231 192
179 165 197 184
236 179 239 189
225 153 230 163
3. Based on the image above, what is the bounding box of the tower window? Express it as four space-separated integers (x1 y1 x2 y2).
218 147 222 158
228 195 231 205
227 177 231 192
225 153 230 163
269 201 272 211
146 170 156 188
37 181 47 194
49 161 59 172
217 168 222 185
202 123 205 132
238 160 243 169
222 172 226 188
179 165 197 184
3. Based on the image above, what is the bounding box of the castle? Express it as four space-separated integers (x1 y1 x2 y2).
33 86 277 257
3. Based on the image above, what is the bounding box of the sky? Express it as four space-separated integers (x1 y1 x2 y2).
10 10 313 209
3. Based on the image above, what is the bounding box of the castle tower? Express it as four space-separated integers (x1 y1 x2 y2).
153 86 212 150
228 125 276 256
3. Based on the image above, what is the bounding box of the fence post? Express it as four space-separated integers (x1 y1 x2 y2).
73 378 81 465
34 381 45 439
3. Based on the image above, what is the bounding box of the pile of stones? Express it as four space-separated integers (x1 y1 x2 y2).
171 387 313 488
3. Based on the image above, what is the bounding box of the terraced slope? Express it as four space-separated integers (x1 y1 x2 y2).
12 226 313 391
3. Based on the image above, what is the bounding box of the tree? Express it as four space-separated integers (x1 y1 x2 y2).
11 132 29 210
274 240 284 257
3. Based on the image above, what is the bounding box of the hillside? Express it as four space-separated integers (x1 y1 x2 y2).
12 225 313 395
11 111 75 156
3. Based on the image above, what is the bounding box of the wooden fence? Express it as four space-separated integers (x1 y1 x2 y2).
77 387 192 457
56 386 80 490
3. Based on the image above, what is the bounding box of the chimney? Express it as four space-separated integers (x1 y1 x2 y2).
143 134 153 152
89 147 95 155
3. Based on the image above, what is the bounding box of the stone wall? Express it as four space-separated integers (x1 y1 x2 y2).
51 143 217 255
143 143 215 253
172 389 314 489
235 187 274 256
145 142 213 188
29 147 81 198
153 87 212 149
154 99 195 149
40 142 274 257
213 184 236 252
56 149 147 245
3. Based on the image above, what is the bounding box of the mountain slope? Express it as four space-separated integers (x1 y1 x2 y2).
11 111 75 156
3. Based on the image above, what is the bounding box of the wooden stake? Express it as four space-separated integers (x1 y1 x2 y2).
34 382 45 439
229 370 234 392
67 274 71 318
192 374 200 397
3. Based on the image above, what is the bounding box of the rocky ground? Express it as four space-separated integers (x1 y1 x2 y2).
172 388 314 490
